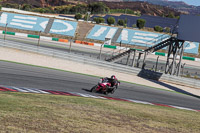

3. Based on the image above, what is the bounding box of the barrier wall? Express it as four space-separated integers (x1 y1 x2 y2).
86 25 118 41
0 12 49 32
49 19 77 36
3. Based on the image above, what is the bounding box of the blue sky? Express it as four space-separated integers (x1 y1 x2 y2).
169 0 200 6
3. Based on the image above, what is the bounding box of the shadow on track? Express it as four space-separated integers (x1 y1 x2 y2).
138 69 200 99
82 88 91 92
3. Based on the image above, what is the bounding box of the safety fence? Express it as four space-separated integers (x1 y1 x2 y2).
1 30 200 62
0 39 199 89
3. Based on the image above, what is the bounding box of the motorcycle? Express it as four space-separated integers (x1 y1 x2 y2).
90 78 120 95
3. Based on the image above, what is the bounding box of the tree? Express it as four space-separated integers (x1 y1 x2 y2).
154 25 163 32
22 4 32 11
167 12 175 18
137 19 146 29
107 17 115 25
75 13 82 21
0 5 2 11
70 4 87 14
88 2 110 14
117 19 124 26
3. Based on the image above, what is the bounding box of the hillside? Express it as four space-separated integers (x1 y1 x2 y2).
0 0 181 16
104 1 180 16
97 0 200 14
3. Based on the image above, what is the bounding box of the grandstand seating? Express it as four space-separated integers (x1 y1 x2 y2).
49 19 77 36
0 12 49 32
91 14 177 29
184 41 199 54
140 15 178 28
116 28 170 47
86 25 118 41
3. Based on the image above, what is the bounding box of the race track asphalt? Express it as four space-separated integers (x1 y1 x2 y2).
0 61 200 110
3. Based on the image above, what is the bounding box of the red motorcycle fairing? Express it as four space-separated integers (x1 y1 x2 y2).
96 82 111 91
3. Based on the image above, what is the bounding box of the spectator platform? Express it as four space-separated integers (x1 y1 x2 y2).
0 12 49 32
116 28 170 47
49 19 77 36
86 25 118 41
184 41 199 54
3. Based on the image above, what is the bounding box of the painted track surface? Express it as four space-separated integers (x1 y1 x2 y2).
0 61 200 110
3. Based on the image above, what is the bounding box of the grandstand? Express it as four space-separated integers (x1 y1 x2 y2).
0 11 199 55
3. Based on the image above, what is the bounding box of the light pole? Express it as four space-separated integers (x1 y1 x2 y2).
87 12 91 22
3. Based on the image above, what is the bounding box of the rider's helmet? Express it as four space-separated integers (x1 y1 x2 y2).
111 75 116 80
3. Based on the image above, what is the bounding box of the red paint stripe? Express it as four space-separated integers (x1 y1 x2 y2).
45 90 78 96
102 96 130 102
153 103 175 108
0 87 18 92
45 90 61 95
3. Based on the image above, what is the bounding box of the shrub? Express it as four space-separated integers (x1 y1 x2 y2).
154 25 163 32
117 19 124 26
137 19 146 29
107 17 115 25
94 17 104 24
74 13 82 21
165 27 171 33
132 24 137 28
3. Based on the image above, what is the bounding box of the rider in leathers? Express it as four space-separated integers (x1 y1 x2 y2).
102 75 120 93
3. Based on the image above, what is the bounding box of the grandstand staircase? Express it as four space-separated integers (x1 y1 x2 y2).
106 49 134 62
44 18 54 34
76 21 94 40
111 28 123 43
144 37 174 53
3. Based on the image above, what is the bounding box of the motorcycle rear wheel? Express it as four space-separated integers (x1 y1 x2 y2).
90 85 97 92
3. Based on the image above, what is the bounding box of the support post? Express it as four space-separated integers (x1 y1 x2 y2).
176 41 184 76
142 52 147 69
155 56 159 72
37 31 41 46
69 39 72 53
99 44 103 60
4 23 8 41
126 51 131 65
131 50 136 67
136 52 142 68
